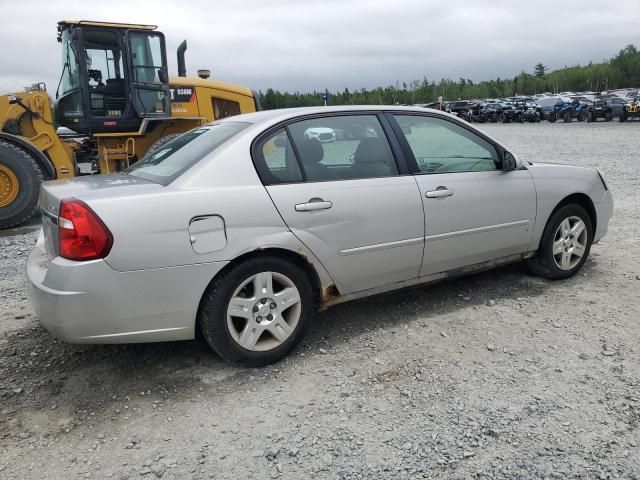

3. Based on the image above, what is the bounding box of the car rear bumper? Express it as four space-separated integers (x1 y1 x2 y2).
27 230 227 344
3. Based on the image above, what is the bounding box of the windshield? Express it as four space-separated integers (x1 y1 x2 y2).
58 30 80 96
127 122 249 185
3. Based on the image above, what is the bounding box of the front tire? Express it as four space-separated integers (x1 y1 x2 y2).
527 204 593 280
199 256 314 367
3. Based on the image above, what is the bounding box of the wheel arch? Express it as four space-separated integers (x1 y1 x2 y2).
0 133 55 179
549 193 597 234
195 247 332 333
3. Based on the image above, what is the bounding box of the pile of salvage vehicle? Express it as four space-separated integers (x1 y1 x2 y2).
420 89 640 124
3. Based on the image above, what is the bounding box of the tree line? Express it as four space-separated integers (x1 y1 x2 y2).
258 45 640 109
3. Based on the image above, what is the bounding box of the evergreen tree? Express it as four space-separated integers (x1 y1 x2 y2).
534 62 548 78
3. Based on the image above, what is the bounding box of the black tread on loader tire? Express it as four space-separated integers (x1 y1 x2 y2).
0 139 44 229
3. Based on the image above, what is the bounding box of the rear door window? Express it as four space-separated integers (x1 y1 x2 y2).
287 115 398 182
256 129 303 184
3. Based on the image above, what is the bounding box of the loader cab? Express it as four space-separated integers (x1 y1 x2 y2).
55 21 170 135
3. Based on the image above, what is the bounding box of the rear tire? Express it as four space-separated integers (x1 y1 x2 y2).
563 111 572 123
199 256 315 367
547 113 557 123
0 140 44 229
527 204 593 280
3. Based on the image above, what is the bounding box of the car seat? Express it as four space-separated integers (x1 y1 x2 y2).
298 138 332 181
351 137 395 178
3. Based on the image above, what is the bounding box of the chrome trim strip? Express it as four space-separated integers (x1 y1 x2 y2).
339 236 424 256
41 208 58 224
425 219 530 242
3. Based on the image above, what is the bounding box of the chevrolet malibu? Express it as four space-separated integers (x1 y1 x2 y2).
27 106 613 366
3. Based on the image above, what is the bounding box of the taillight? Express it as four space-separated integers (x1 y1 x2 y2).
58 198 113 261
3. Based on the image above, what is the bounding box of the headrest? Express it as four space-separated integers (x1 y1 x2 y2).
298 138 324 164
353 137 389 164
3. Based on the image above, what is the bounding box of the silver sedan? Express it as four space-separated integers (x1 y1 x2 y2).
27 106 613 366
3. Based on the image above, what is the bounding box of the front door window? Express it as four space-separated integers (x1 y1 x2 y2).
394 115 499 173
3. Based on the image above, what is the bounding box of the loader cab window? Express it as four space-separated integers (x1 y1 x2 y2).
127 32 169 115
129 33 163 85
82 29 127 117
59 31 80 95
56 29 85 123
213 98 242 119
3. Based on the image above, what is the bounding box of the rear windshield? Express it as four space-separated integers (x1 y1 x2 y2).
127 122 249 185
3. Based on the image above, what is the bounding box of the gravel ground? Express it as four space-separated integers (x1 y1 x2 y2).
1 121 639 479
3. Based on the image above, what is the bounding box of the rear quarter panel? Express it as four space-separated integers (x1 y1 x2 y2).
80 131 335 290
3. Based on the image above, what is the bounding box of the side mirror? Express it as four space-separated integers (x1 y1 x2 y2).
503 151 517 171
8 95 18 105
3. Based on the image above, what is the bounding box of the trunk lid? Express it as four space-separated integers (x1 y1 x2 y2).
39 173 161 260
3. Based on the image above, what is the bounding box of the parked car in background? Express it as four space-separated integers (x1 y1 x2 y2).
27 106 614 366
605 96 628 117
304 127 336 143
446 101 473 119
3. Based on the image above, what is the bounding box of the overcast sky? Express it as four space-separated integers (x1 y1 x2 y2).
1 0 639 95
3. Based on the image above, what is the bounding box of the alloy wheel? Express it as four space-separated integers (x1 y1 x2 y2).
226 271 302 352
552 216 588 270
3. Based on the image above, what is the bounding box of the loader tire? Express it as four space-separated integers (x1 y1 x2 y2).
144 133 183 159
0 140 44 229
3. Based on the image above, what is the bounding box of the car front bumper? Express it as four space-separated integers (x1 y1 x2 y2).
594 189 614 243
26 230 227 344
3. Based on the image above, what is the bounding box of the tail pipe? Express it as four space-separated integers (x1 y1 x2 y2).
177 40 187 77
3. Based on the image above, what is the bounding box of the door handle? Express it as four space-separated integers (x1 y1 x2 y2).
295 199 333 212
425 188 454 198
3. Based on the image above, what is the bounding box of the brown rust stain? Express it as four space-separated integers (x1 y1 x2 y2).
320 283 339 309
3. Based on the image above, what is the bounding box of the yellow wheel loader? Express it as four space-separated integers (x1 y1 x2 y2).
0 20 260 229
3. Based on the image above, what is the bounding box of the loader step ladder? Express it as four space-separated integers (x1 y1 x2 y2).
101 138 136 173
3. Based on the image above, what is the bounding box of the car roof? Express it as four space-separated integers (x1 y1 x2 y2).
218 105 455 125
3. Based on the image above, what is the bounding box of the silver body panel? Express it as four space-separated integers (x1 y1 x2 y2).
416 169 537 276
266 176 424 293
26 106 613 344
